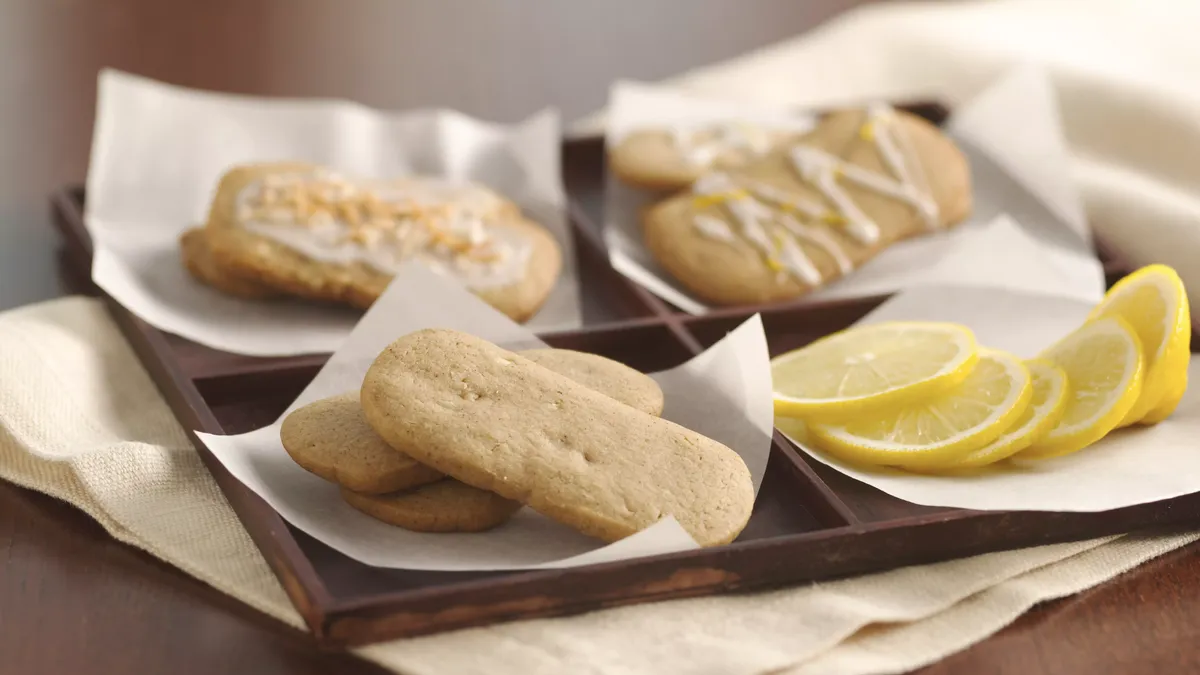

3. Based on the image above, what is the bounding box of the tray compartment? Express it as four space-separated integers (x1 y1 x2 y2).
563 102 1129 319
194 319 700 436
271 437 841 610
50 187 673 377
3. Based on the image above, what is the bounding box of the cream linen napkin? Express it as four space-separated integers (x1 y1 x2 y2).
571 0 1200 305
2 296 1196 675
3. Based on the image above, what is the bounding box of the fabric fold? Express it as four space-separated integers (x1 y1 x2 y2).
0 295 1193 674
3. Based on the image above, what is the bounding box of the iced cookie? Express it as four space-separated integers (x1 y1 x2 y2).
643 105 972 306
610 122 805 192
280 348 664 494
360 328 754 547
341 482 522 533
179 227 279 300
201 162 562 322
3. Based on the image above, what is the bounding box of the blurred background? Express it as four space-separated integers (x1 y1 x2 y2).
0 0 871 309
8 0 1196 312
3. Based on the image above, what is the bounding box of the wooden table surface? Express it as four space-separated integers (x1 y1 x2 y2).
3 1 1200 673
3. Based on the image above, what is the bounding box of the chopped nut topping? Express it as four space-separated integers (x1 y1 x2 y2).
308 208 334 228
348 228 383 247
337 201 363 227
239 172 514 270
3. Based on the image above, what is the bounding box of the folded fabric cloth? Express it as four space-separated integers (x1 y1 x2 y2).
1 295 1195 675
572 0 1200 305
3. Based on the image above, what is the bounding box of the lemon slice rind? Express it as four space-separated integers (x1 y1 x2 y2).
1141 372 1187 425
1087 264 1190 426
1022 316 1144 460
771 321 979 420
808 349 1032 470
946 359 1068 469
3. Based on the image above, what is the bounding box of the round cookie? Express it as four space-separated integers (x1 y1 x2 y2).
341 482 521 533
609 123 803 192
179 227 280 300
520 348 664 415
642 107 972 306
281 392 443 494
280 348 664 494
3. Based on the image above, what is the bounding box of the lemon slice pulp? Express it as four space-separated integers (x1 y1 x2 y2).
808 349 1032 470
771 321 978 419
1023 316 1144 459
948 359 1068 469
1088 264 1190 425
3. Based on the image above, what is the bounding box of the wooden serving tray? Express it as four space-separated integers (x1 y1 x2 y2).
49 106 1198 647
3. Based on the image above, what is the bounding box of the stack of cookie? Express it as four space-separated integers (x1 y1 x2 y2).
180 162 563 323
281 328 755 546
609 105 973 306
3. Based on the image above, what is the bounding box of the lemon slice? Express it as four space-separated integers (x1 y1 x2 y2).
947 359 1068 469
1141 372 1187 425
1088 264 1190 425
808 349 1032 470
771 321 978 419
1022 317 1144 459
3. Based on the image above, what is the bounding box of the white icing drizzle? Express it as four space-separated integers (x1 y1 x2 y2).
693 214 737 242
670 122 774 168
775 233 822 286
235 172 533 290
726 197 777 256
867 103 914 185
691 172 842 286
789 147 881 245
740 180 827 220
778 212 854 275
786 104 940 245
870 103 938 229
687 104 941 287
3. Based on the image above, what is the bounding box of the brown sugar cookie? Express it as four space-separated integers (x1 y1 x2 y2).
609 122 805 192
520 347 664 416
643 106 972 306
360 328 754 547
201 162 562 322
341 482 522 533
179 227 279 300
280 348 664 494
281 392 444 494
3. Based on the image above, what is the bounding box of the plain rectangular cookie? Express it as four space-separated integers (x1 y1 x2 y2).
360 328 755 547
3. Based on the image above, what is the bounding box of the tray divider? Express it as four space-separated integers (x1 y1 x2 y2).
661 315 704 355
566 200 673 322
671 309 859 526
565 198 702 353
770 432 860 526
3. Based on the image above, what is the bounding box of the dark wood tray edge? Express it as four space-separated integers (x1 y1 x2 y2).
50 189 337 635
49 167 1200 649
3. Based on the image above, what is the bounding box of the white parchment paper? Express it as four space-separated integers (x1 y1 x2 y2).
603 68 1105 314
85 69 580 357
196 264 774 570
780 283 1200 512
